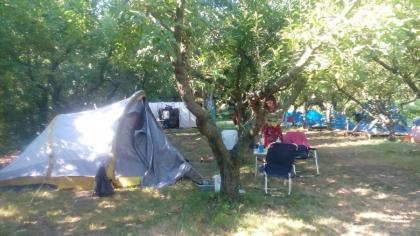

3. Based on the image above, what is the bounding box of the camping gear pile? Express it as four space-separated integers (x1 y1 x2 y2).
158 106 180 129
148 102 196 128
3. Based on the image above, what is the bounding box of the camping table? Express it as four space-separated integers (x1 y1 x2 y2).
254 148 267 177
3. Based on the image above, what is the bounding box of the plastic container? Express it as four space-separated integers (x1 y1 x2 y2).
213 174 221 192
258 143 265 153
195 179 214 191
221 130 238 150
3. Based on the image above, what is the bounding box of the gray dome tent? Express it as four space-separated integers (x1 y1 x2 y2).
0 91 200 189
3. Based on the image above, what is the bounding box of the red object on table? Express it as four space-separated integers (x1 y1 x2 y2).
262 124 283 147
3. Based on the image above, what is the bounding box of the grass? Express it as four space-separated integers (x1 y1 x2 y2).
0 129 419 235
216 120 237 130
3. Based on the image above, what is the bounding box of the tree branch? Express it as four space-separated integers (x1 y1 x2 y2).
260 0 359 99
334 79 378 119
260 46 316 98
372 56 420 98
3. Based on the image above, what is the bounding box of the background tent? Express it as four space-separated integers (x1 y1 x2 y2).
0 91 199 189
413 118 420 127
352 118 409 136
306 109 326 128
283 111 304 126
330 113 355 130
148 102 196 128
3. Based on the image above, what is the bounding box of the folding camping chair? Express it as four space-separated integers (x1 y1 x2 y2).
263 143 297 195
283 131 319 175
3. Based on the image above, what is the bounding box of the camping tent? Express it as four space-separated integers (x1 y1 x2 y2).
330 113 355 130
283 111 304 126
148 102 196 128
0 91 199 189
352 118 409 136
306 109 326 128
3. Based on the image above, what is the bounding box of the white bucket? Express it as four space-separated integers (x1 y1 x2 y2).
213 174 221 192
221 130 238 150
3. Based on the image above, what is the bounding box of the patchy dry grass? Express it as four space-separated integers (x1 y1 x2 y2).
0 129 419 235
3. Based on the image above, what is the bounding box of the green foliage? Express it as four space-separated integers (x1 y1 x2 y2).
0 0 418 152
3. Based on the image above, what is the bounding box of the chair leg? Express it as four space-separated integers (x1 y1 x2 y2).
288 173 292 195
293 164 296 175
255 156 258 177
314 150 319 175
264 174 268 194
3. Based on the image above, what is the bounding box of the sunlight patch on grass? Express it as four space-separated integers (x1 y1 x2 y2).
240 166 254 174
333 187 351 196
0 205 18 217
47 209 64 217
373 192 390 200
344 223 378 236
235 211 316 235
57 216 81 224
316 217 342 227
316 139 387 148
140 187 169 199
352 187 373 196
316 217 380 236
32 190 55 199
325 177 336 183
98 200 116 209
88 223 107 230
122 215 135 221
356 211 413 223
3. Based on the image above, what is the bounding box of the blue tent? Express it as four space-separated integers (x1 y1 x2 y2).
284 111 304 126
352 119 409 136
306 109 326 127
413 118 420 127
330 113 355 130
283 109 326 128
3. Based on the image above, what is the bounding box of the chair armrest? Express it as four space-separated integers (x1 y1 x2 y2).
309 147 317 151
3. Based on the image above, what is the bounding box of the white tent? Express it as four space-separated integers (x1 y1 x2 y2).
148 102 197 128
0 91 198 189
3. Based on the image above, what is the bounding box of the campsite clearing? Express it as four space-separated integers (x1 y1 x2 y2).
0 129 419 235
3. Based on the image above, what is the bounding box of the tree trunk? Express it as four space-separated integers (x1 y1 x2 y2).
172 0 242 201
385 119 397 141
303 104 309 129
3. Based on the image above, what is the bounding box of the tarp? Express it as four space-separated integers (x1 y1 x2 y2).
148 102 196 128
0 91 199 189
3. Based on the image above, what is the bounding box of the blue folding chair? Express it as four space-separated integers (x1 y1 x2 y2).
263 143 297 195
